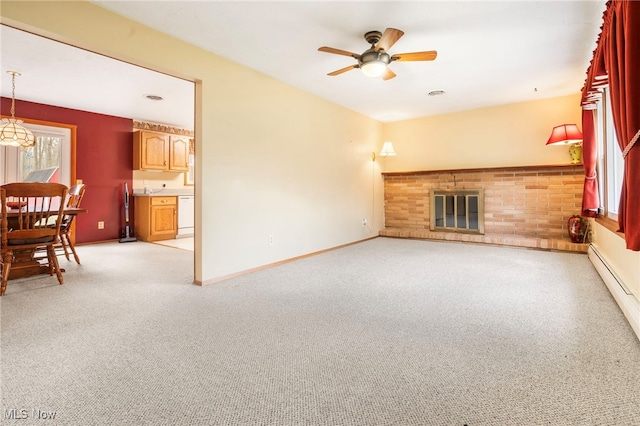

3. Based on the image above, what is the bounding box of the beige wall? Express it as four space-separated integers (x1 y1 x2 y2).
592 222 640 300
6 1 634 295
383 94 582 172
1 1 383 283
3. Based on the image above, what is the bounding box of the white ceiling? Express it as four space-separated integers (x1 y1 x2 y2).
0 25 196 130
1 1 606 130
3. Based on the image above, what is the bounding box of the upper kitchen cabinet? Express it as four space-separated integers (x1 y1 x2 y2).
169 135 189 171
134 131 168 171
133 130 190 171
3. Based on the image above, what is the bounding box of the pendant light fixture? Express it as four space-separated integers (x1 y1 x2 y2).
0 71 35 147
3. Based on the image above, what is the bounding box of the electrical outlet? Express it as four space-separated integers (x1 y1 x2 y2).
362 218 368 226
268 234 274 246
98 221 104 229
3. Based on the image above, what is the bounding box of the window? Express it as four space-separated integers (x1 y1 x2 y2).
596 88 624 220
0 122 72 187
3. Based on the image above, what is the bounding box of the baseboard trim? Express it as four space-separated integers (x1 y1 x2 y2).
196 235 379 286
76 239 121 246
588 245 640 341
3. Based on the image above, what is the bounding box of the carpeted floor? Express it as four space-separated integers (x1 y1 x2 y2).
152 237 194 251
1 238 639 425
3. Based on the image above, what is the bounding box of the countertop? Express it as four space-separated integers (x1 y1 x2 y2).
133 189 194 197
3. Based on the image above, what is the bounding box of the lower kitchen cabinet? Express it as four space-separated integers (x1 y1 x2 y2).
134 196 177 241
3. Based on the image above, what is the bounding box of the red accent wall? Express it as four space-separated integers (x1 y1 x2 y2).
2 97 133 243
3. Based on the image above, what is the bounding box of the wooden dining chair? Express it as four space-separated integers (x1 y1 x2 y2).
1 182 68 296
57 183 86 264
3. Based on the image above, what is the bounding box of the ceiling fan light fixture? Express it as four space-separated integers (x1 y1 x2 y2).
319 28 436 81
361 60 388 78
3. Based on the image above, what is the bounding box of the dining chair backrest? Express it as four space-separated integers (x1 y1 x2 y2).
60 183 86 232
66 184 86 209
1 182 68 246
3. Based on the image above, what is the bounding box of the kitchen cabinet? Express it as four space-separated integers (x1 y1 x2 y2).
134 195 177 241
133 131 190 171
169 135 189 171
133 131 168 171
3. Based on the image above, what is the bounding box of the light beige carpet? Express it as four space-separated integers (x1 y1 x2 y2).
151 237 193 251
1 238 639 425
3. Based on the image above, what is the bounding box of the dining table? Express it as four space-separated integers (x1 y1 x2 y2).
2 206 88 279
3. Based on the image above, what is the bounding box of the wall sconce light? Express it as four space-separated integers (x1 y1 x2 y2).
546 124 583 164
372 142 397 162
379 141 397 157
0 71 35 147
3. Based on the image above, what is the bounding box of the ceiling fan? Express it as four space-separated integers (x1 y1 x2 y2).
318 28 437 80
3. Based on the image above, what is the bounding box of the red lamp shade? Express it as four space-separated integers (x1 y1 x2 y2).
546 124 583 145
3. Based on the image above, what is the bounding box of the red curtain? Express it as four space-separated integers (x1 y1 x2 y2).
582 1 640 250
581 109 598 217
604 1 640 250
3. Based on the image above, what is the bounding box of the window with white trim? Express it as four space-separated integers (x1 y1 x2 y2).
596 87 624 220
0 122 71 186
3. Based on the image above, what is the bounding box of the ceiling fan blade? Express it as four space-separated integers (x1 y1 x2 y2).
381 68 397 81
327 64 358 76
375 28 404 52
318 46 360 59
391 51 438 62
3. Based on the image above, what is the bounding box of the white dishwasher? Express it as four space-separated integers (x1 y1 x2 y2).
177 195 194 237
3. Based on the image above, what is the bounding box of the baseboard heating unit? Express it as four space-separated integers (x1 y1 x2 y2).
588 245 640 340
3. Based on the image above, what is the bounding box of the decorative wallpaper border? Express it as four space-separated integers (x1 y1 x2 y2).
133 120 194 137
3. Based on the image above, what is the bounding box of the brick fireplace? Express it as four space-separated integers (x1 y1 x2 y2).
380 164 588 252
